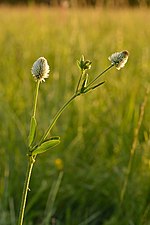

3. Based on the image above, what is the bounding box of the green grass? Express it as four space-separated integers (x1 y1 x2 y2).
0 6 150 225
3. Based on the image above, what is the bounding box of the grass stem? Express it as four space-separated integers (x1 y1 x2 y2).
120 87 149 205
43 171 64 225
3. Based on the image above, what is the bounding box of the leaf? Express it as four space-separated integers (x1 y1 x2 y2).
77 56 92 71
32 137 60 155
81 73 88 92
83 81 105 93
91 81 105 90
28 116 37 147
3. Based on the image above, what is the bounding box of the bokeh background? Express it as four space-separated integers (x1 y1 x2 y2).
0 1 150 224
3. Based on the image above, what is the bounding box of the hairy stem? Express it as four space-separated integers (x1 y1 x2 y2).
33 80 40 118
18 81 40 224
18 157 35 225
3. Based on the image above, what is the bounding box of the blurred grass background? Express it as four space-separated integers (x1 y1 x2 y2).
0 6 150 225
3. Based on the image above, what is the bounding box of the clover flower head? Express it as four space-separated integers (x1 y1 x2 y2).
31 57 50 82
108 50 129 70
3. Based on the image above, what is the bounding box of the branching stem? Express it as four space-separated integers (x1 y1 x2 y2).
39 93 79 144
86 64 114 88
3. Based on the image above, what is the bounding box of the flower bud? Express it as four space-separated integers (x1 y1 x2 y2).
31 57 50 82
77 55 92 71
108 50 129 70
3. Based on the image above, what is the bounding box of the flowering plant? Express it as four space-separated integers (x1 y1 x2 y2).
18 51 129 225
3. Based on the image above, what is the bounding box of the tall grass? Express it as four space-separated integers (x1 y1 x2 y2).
0 6 150 225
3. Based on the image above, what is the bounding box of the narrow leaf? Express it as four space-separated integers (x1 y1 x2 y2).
91 81 105 90
81 73 88 92
32 137 60 155
84 81 105 93
28 116 37 147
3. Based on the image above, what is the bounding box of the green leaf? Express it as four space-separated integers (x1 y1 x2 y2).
32 137 60 155
83 60 92 70
28 116 37 147
90 81 105 90
83 81 105 93
77 55 85 71
81 73 88 92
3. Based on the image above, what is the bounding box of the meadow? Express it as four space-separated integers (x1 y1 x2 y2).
0 6 150 225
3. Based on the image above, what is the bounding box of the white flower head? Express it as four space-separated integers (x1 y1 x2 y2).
31 57 50 82
108 50 129 70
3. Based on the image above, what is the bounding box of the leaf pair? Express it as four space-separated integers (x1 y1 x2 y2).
32 137 60 156
28 116 60 156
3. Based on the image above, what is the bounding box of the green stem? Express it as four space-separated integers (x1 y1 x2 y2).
18 156 35 225
86 64 114 88
39 93 78 144
18 81 40 225
39 65 114 144
33 80 40 118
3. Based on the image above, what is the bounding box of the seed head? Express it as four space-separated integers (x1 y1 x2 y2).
31 57 50 82
108 50 129 70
